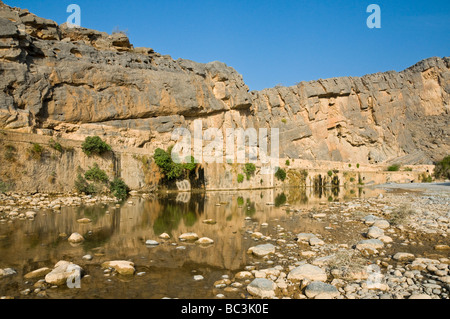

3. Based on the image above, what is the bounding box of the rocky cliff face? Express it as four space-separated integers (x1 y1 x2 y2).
0 1 449 167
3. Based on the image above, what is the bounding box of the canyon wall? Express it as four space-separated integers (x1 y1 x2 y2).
0 2 448 192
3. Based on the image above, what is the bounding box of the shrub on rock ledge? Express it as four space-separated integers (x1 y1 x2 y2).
82 136 111 156
275 168 286 181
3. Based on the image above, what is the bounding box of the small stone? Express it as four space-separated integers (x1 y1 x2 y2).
356 239 384 251
296 233 318 242
248 244 276 257
247 278 277 298
193 275 204 281
101 260 135 276
25 211 36 219
378 236 393 244
145 240 159 246
309 237 325 246
24 267 52 279
235 271 253 280
393 252 415 262
305 281 340 299
82 254 93 261
287 264 327 282
373 219 390 229
76 218 91 224
68 232 84 243
159 233 171 239
367 226 384 239
178 232 199 241
435 245 450 251
195 237 214 245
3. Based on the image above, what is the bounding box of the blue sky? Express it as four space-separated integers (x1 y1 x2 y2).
4 0 449 91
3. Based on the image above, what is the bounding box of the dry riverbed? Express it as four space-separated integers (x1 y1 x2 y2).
213 185 450 299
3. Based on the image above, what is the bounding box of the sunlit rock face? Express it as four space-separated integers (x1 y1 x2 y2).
0 2 448 172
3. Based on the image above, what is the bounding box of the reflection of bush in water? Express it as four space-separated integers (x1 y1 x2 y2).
245 199 256 216
275 193 287 207
153 204 183 236
183 211 197 227
237 197 244 206
153 200 201 235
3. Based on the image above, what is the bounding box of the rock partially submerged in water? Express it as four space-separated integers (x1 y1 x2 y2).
195 237 214 245
178 232 199 241
68 232 84 243
101 260 135 275
24 267 52 279
45 261 83 286
0 268 16 278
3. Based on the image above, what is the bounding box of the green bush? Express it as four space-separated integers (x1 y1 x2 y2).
420 173 433 183
82 136 111 156
28 143 43 160
403 167 413 172
356 163 360 168
243 163 256 180
327 170 333 177
183 156 197 171
285 159 290 166
281 118 287 124
49 139 63 153
237 174 244 183
348 164 352 168
387 164 400 171
153 148 193 180
110 177 129 200
434 155 450 180
84 163 109 183
275 168 286 181
74 174 99 195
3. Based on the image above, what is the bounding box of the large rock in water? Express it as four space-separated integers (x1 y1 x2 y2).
0 1 448 167
44 261 83 286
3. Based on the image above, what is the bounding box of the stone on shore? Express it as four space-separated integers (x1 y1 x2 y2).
367 226 384 239
304 281 340 299
178 232 199 241
287 264 327 282
248 244 276 257
247 278 277 298
356 239 384 251
393 252 415 261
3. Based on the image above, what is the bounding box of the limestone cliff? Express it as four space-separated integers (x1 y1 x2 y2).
0 1 449 169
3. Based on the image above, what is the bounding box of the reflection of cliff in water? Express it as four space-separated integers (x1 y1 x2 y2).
0 186 379 277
